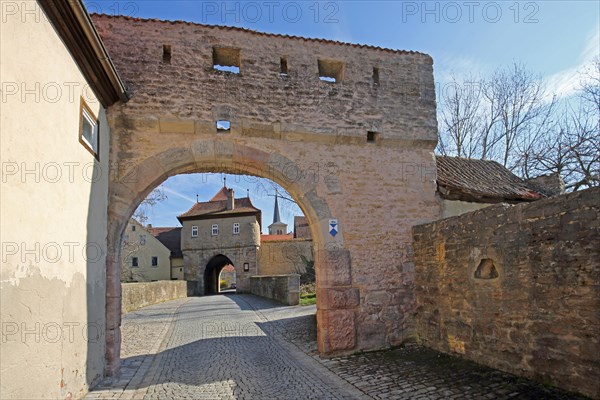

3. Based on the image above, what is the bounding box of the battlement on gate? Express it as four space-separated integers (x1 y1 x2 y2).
92 14 438 144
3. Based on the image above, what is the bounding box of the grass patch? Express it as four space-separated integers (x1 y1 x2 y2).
300 292 316 306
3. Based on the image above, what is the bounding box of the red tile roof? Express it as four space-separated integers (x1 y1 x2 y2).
210 187 229 201
436 156 545 203
178 197 261 221
90 14 429 57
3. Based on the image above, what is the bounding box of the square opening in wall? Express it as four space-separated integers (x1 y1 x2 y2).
318 59 344 83
280 57 288 75
216 120 231 133
162 45 171 64
367 131 380 143
213 47 241 74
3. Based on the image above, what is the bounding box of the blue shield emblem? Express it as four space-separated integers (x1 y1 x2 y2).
329 219 338 237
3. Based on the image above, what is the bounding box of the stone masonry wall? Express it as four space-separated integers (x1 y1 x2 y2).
412 188 600 398
258 239 313 276
93 13 439 362
183 246 258 295
121 281 188 313
250 275 301 306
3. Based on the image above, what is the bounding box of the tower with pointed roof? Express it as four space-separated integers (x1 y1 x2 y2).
177 185 262 295
268 194 288 235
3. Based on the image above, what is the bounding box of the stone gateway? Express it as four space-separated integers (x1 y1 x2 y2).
91 14 438 374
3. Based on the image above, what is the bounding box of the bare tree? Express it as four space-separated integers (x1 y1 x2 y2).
438 62 554 170
525 58 599 191
437 75 484 158
490 62 556 171
133 186 168 225
580 56 600 113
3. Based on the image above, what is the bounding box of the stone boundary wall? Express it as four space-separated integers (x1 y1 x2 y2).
250 275 300 306
258 239 313 276
122 281 189 313
412 187 600 399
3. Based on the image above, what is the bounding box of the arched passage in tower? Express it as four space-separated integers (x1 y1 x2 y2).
204 254 235 295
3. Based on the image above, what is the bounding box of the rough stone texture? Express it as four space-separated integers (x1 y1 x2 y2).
250 274 301 305
526 173 566 196
87 296 367 400
121 281 188 313
91 14 439 373
258 239 313 276
412 187 600 399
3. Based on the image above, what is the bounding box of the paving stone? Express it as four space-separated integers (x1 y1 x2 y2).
86 295 588 400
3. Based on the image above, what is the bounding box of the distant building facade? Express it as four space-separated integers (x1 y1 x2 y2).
121 219 171 282
177 186 261 295
148 226 184 280
258 194 313 276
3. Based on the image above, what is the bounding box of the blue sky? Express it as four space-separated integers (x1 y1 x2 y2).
86 1 599 230
86 0 599 95
137 173 302 232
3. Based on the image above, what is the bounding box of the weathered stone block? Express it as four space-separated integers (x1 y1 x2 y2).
317 287 360 309
317 309 356 353
315 248 352 287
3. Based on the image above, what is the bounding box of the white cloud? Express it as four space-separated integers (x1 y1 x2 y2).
434 54 488 87
544 27 599 100
162 186 196 203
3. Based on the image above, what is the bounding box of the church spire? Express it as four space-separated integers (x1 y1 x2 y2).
272 193 282 224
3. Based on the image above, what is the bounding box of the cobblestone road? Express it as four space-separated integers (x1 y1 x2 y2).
87 295 587 400
86 295 366 400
